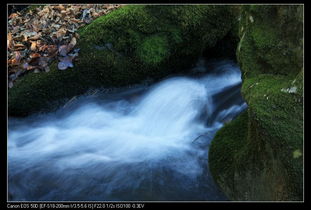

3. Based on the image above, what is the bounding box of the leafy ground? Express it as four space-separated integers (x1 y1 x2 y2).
7 4 122 88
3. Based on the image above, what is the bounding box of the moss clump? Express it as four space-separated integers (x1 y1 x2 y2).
209 5 303 201
9 5 235 116
137 34 170 66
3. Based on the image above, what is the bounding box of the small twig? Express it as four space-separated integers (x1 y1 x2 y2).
63 96 77 108
89 89 98 96
192 134 208 143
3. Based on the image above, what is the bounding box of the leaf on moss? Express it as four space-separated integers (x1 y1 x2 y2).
68 37 77 51
58 45 69 56
58 56 75 70
293 149 302 158
9 81 14 88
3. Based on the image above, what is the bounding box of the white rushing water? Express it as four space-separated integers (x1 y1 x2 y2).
8 59 247 201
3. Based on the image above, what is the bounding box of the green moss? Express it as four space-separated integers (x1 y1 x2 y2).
251 24 278 49
137 34 170 66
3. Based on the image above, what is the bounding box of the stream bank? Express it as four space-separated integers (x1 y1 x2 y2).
208 5 303 201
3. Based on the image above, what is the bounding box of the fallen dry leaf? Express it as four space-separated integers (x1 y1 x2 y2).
21 31 37 39
55 5 65 11
9 13 19 19
56 27 67 39
28 34 40 41
7 33 13 49
26 65 37 71
58 45 69 56
60 10 67 16
14 43 25 48
39 57 50 67
37 7 49 17
47 45 58 55
30 53 40 58
58 62 67 70
9 81 14 88
58 55 75 70
71 18 82 23
28 56 41 66
9 51 22 66
68 37 76 51
30 41 37 51
8 58 18 66
15 51 22 59
31 19 40 32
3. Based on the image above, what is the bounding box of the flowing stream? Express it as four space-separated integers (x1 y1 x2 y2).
8 59 247 201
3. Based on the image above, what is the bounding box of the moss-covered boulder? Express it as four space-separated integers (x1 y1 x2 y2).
237 5 303 78
9 5 235 116
209 5 303 201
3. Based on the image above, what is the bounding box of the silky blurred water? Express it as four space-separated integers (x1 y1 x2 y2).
8 59 247 201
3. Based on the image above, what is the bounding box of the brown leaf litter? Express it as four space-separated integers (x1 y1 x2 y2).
8 4 122 88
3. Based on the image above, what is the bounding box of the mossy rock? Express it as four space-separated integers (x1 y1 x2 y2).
209 5 303 201
9 5 235 116
209 111 249 199
237 5 303 78
209 74 303 201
